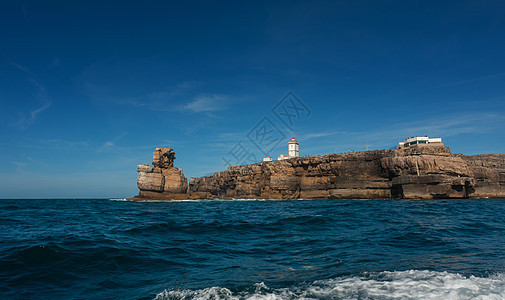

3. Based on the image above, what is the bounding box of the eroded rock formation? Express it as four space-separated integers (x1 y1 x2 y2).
131 145 505 200
132 147 188 200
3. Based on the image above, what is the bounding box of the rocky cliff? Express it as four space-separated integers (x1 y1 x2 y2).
132 148 188 200
130 145 505 200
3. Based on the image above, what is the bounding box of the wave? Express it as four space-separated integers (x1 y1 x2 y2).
154 270 505 300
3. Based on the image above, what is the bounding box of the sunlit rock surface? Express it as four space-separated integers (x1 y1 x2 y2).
132 147 188 200
131 145 505 200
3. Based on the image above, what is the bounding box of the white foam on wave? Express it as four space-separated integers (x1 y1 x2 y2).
154 270 505 300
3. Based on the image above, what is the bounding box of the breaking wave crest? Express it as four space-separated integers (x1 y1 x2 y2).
154 270 505 300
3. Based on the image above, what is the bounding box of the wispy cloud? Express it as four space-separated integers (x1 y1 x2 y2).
11 61 34 76
101 132 128 151
82 79 232 115
182 94 228 113
349 112 505 150
294 112 505 154
123 93 230 114
10 62 52 129
9 155 48 172
81 78 205 112
434 71 505 88
148 81 202 99
14 99 52 130
10 161 28 168
301 130 348 141
15 136 155 155
197 131 250 151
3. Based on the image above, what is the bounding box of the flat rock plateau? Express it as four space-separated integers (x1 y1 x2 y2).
130 146 505 200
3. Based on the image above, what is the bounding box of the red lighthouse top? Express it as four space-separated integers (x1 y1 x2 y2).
289 137 298 143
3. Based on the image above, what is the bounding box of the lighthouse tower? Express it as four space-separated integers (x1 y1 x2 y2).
288 137 299 158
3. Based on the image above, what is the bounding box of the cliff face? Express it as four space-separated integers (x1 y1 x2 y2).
457 154 505 198
131 145 505 200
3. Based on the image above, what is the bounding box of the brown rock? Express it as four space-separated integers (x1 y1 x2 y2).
162 167 188 193
137 172 164 192
132 148 188 200
153 147 175 168
132 145 505 200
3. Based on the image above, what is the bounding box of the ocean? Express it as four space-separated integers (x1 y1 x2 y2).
1 198 505 299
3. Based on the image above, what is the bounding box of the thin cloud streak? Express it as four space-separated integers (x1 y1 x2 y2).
301 130 349 141
10 161 28 168
10 61 52 129
83 79 229 115
101 132 128 150
15 101 52 130
182 94 228 113
434 71 505 88
10 61 34 76
9 155 49 172
16 138 91 150
30 101 51 119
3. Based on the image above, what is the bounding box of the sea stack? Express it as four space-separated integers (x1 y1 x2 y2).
132 147 189 200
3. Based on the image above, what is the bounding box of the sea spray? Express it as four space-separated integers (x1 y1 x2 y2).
155 270 505 300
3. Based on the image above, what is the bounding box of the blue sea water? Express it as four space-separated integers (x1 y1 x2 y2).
1 199 505 299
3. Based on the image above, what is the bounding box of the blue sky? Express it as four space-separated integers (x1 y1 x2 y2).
1 1 505 198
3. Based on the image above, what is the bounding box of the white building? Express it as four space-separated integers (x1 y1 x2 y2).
277 154 290 160
277 137 300 160
288 137 299 158
399 136 443 148
263 156 272 162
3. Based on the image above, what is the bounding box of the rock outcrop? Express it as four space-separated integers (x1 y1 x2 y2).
132 147 188 200
457 154 505 198
131 145 505 200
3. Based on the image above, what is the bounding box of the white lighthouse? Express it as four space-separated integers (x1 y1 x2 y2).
288 137 299 158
